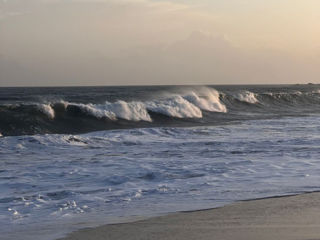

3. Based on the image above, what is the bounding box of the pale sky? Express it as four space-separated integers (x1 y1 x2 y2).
0 0 319 86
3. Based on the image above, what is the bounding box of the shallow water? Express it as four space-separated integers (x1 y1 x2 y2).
1 114 320 240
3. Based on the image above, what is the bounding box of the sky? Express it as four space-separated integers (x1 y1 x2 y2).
0 0 319 86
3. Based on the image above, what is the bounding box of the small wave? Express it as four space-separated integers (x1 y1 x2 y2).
37 104 55 119
234 91 258 104
293 91 303 96
264 91 303 98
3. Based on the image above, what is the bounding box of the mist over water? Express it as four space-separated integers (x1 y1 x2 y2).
1 85 320 240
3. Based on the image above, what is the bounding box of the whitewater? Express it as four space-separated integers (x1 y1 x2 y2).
1 85 320 240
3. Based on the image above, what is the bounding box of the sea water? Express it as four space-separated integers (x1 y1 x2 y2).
1 85 320 239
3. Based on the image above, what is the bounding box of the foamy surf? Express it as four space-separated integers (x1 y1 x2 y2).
2 115 320 240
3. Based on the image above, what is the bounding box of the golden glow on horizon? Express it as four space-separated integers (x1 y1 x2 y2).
0 0 319 86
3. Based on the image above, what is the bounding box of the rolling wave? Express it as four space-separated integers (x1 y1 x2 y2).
1 86 320 136
233 91 259 104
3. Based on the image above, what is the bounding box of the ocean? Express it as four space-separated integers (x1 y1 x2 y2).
1 85 320 239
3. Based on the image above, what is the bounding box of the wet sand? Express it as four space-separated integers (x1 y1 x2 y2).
59 192 320 240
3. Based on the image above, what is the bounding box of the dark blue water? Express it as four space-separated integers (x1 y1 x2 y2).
1 84 320 136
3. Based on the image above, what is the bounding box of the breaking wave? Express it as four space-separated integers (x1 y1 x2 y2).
146 96 203 118
64 88 227 120
183 88 227 112
68 101 151 122
233 91 259 104
37 104 55 119
1 86 320 136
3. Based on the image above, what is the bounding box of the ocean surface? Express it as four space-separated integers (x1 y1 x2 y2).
1 85 320 239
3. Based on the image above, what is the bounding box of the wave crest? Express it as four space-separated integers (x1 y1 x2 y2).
146 96 203 118
234 91 258 104
183 88 227 113
67 102 117 120
37 104 55 119
53 87 227 121
105 101 151 122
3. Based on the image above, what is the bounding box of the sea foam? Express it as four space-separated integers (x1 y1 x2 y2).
183 88 227 113
2 115 320 240
234 91 259 104
146 95 203 118
37 104 55 119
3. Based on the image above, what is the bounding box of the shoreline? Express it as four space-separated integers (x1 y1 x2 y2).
58 192 320 240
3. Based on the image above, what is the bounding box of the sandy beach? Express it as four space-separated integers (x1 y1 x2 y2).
58 192 320 240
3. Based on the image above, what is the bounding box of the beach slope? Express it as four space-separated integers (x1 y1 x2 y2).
59 192 320 240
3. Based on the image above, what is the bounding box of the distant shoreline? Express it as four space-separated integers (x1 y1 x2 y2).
58 192 320 240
